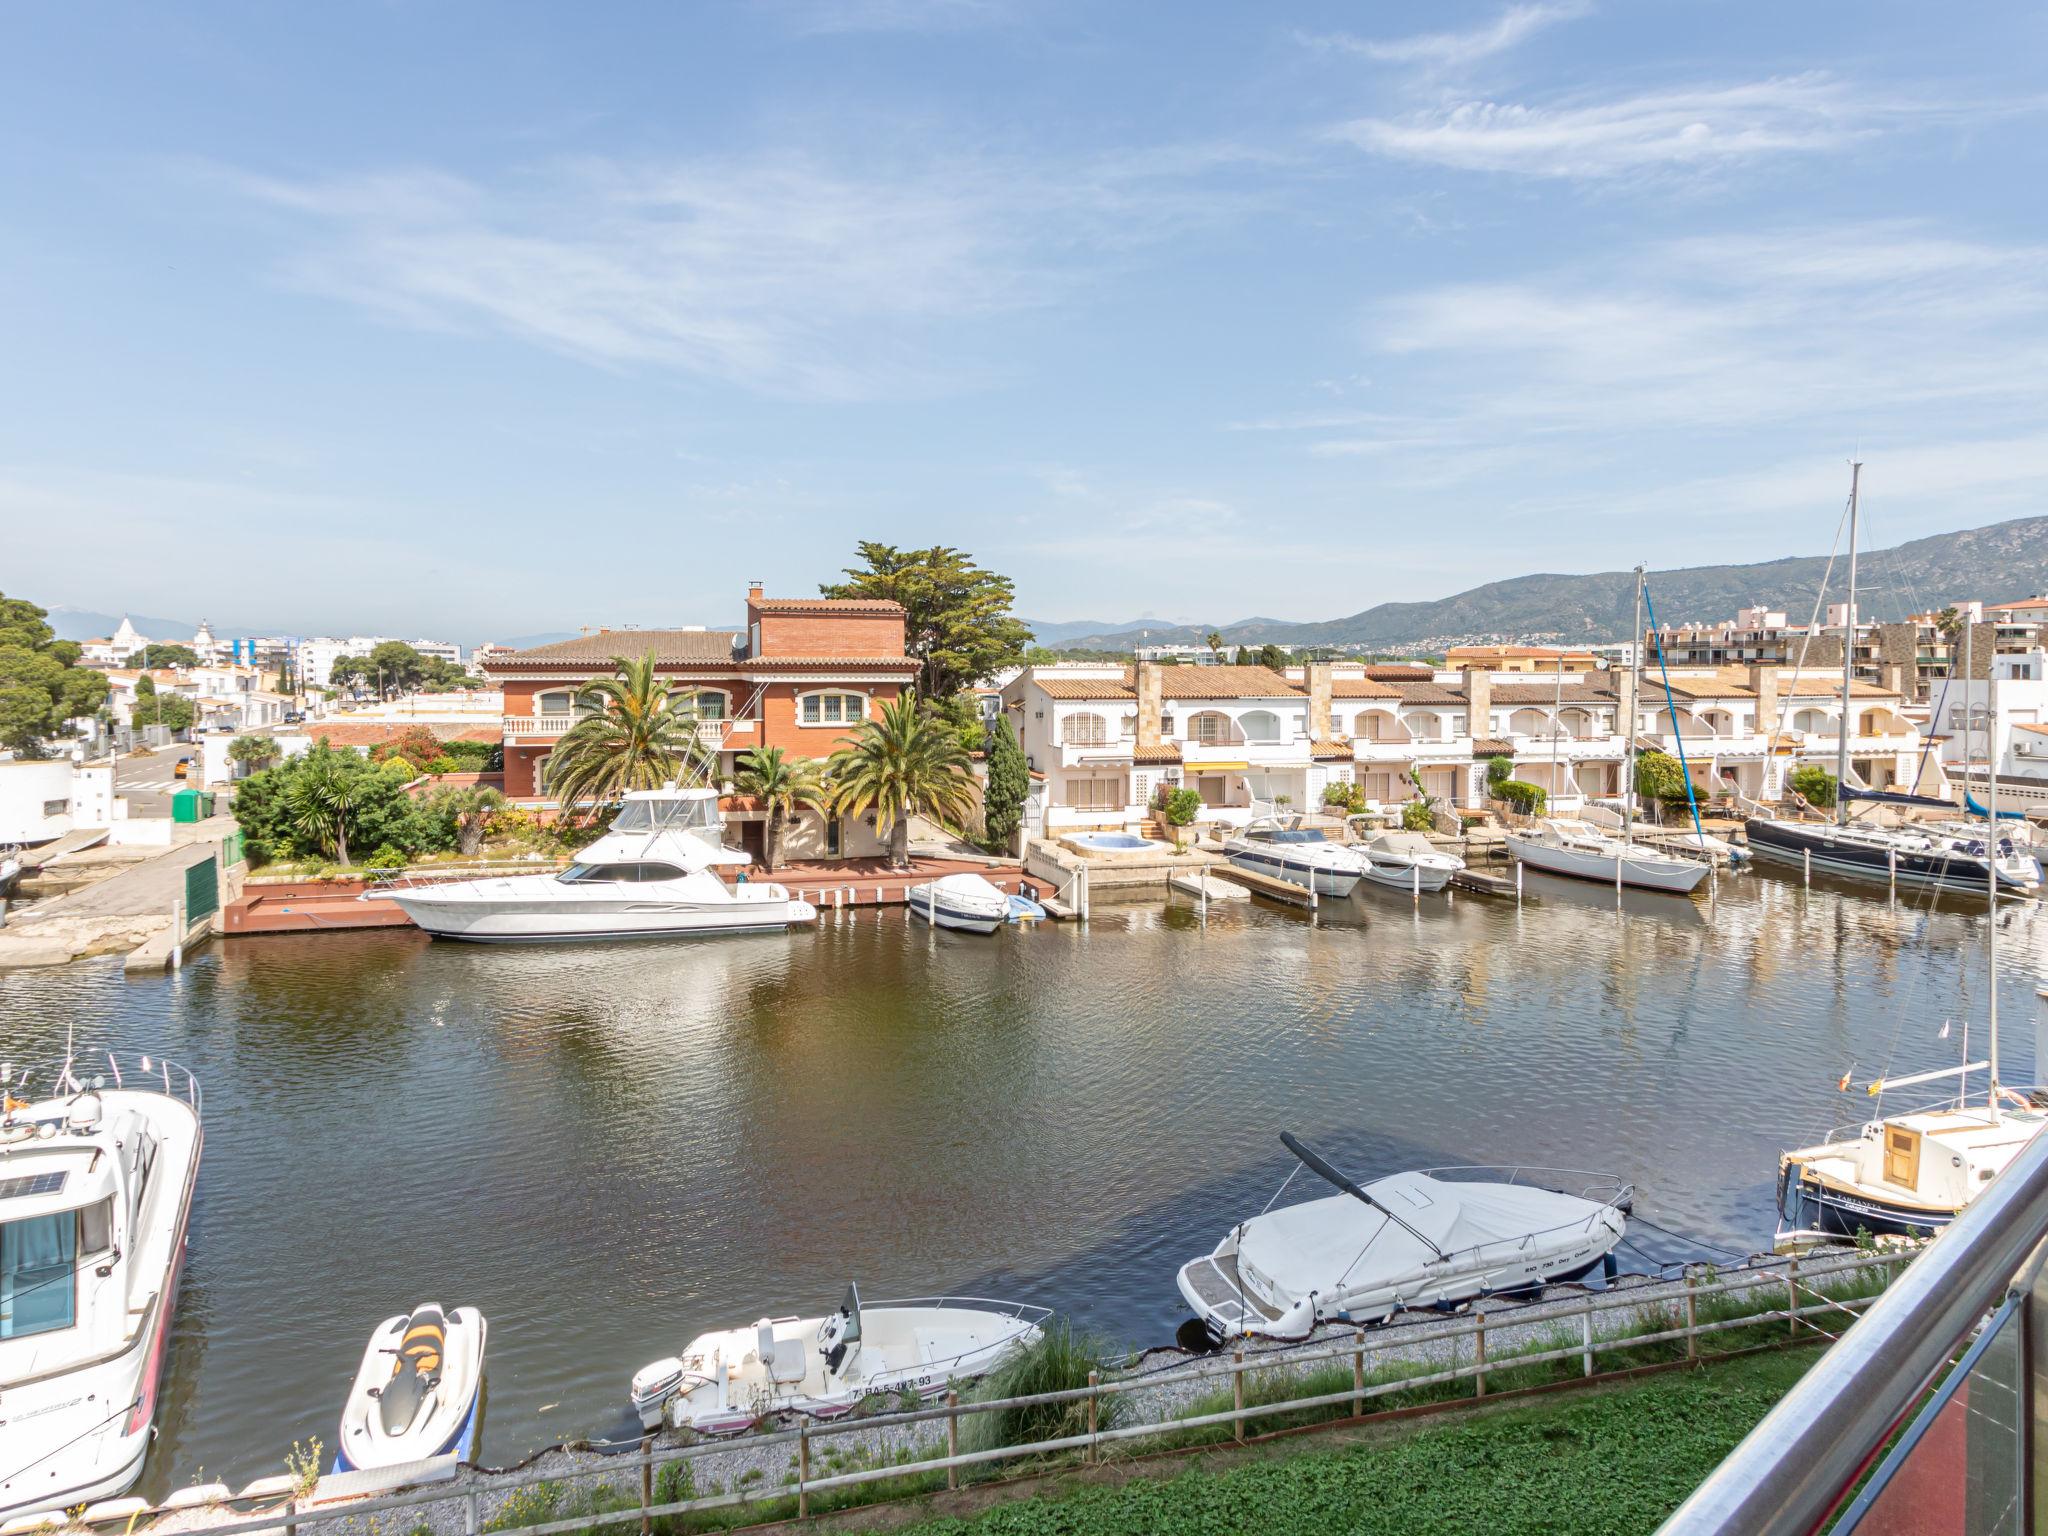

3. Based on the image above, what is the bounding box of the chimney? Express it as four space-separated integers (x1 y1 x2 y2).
1461 667 1491 739
747 580 765 605
1749 663 1779 737
1135 661 1164 749
1305 661 1334 742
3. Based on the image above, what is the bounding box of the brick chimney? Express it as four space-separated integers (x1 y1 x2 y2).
1461 667 1491 739
1749 663 1779 737
1135 661 1164 750
1304 661 1334 741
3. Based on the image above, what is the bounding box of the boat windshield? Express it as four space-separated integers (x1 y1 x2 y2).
839 1282 862 1343
1260 829 1327 844
557 862 689 884
612 797 719 834
1 1210 76 1337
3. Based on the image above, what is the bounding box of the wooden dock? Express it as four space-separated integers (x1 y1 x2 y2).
1450 865 1521 898
1211 865 1317 908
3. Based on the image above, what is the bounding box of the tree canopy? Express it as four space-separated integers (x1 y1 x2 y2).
821 544 1032 703
330 641 470 695
137 643 199 669
827 691 979 868
980 717 1029 853
0 593 110 755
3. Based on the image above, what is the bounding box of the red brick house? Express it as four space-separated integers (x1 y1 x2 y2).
484 584 919 861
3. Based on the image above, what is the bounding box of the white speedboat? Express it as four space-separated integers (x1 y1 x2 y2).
1223 820 1370 897
1506 818 1708 895
385 788 817 941
1177 1135 1630 1343
0 1052 202 1520
906 872 1010 933
1358 831 1463 893
334 1304 487 1471
629 1285 1048 1434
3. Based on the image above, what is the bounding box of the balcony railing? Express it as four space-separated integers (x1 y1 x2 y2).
503 714 734 748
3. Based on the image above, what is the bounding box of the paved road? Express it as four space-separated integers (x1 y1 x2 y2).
114 752 198 817
24 820 234 919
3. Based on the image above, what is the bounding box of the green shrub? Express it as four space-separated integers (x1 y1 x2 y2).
1485 754 1514 788
1160 787 1202 827
965 1323 1123 1454
1322 783 1355 807
1494 779 1547 814
1789 765 1837 808
365 846 408 870
425 754 461 774
1634 750 1687 802
1401 800 1435 832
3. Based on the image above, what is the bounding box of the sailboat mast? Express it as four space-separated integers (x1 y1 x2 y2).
1626 565 1644 846
1836 462 1861 826
1989 666 2001 1112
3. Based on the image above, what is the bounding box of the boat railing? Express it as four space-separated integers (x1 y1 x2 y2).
1 1050 203 1120
1800 1082 2048 1149
1415 1164 1632 1205
868 1296 1055 1326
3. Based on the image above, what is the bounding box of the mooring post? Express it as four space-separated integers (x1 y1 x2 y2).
1412 863 1420 904
798 1424 810 1518
1474 1312 1487 1397
1788 1255 1800 1338
1685 1270 1698 1360
1515 860 1524 900
946 1389 960 1490
1888 847 1897 897
639 1440 653 1536
1232 1347 1246 1443
1581 1304 1594 1377
1086 1369 1100 1464
1804 846 1811 886
1352 1328 1366 1419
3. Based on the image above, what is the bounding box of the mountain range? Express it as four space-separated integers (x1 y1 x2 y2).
1037 515 2048 653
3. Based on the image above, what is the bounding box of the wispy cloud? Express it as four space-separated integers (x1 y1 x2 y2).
1333 73 1892 179
1301 2 1591 70
221 149 1242 400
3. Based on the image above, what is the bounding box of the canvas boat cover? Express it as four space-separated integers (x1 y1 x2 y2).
1367 832 1440 859
1236 1172 1610 1301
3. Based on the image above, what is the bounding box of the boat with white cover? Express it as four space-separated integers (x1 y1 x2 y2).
385 788 817 941
906 872 1010 933
1222 820 1370 897
1177 1134 1630 1343
0 1050 202 1520
1357 831 1463 893
629 1286 1048 1434
334 1304 487 1471
1506 818 1709 894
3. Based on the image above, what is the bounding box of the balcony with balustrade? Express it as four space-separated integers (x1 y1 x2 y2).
502 713 739 751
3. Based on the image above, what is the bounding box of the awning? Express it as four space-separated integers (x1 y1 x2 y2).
1191 761 1251 771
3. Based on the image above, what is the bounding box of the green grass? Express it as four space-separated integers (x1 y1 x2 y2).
885 1347 1822 1536
964 1323 1129 1454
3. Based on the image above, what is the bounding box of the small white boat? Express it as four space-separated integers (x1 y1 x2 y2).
385 788 817 941
629 1286 1048 1434
335 1305 487 1471
907 872 1010 933
0 1052 203 1521
1506 818 1708 895
1223 819 1371 897
1358 831 1464 893
1177 1134 1631 1343
1170 870 1247 902
1005 891 1049 922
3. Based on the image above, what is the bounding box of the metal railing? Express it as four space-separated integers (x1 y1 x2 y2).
1658 1098 2048 1534
75 1250 1903 1536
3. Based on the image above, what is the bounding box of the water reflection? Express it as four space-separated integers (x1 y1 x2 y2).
1 875 2043 1494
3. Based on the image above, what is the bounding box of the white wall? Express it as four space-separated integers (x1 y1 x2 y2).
0 757 113 842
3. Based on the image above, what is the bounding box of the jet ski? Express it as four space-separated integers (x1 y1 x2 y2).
334 1304 487 1471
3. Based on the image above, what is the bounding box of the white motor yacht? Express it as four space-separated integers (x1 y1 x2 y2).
906 872 1010 934
386 788 817 941
1177 1135 1630 1343
1357 831 1464 893
0 1052 202 1521
629 1285 1048 1435
1506 818 1709 895
1223 819 1371 897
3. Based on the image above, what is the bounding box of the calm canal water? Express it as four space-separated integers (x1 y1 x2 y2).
3 869 2045 1494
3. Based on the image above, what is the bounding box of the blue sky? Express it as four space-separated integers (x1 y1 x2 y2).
4 1 2044 641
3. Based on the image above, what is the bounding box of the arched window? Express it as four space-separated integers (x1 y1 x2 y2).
1789 708 1831 735
799 691 869 727
1509 708 1549 737
1558 708 1595 739
1239 710 1282 743
1062 711 1109 746
1189 711 1237 746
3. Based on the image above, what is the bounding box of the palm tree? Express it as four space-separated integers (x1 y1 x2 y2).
285 749 367 865
227 733 280 777
542 651 713 816
733 746 826 871
827 691 979 870
1204 629 1224 661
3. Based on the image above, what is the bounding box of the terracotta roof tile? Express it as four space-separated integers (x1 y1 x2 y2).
1148 665 1302 700
486 630 740 667
1034 677 1138 700
1132 742 1183 764
1310 739 1353 760
752 598 904 615
1487 683 1619 704
1362 665 1436 681
1392 681 1464 704
1329 679 1404 699
1471 737 1514 756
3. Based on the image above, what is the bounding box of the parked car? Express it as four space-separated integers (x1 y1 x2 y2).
283 710 304 723
174 757 191 779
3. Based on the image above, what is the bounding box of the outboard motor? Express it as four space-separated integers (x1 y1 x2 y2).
379 1305 448 1434
817 1308 850 1374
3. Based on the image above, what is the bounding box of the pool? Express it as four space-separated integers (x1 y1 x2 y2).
1062 832 1172 854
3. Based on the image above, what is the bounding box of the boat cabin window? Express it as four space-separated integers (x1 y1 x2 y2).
79 1196 114 1258
612 797 719 833
1 1210 77 1337
558 862 689 884
1258 829 1327 844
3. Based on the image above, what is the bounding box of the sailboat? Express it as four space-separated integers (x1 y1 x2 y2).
1778 675 2048 1240
1505 566 1710 895
1744 464 2040 895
